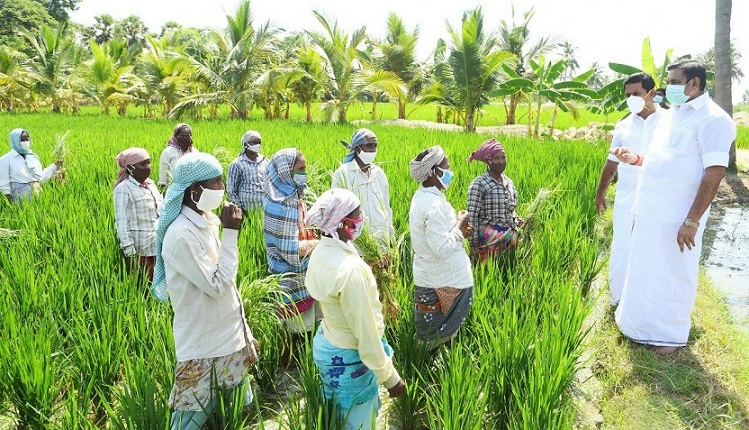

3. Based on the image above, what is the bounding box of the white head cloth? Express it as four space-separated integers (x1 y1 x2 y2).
409 145 445 183
305 188 360 241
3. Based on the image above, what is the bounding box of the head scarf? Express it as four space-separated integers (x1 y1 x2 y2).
340 128 377 163
240 130 262 155
467 138 504 163
114 147 150 188
409 145 446 183
265 148 301 204
167 123 193 151
242 130 262 146
151 152 223 301
305 188 360 241
10 128 31 156
10 128 42 181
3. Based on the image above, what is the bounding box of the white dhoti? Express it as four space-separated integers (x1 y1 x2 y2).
615 215 705 346
609 203 634 305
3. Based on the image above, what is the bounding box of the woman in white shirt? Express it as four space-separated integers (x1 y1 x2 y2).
305 188 405 430
0 128 61 203
408 145 475 349
152 152 258 430
159 123 198 191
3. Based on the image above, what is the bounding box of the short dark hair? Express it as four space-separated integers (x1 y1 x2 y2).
667 60 707 90
623 72 655 91
655 88 666 93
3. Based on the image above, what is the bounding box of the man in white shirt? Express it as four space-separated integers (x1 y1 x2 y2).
595 72 661 306
0 128 61 203
332 128 395 248
610 60 736 354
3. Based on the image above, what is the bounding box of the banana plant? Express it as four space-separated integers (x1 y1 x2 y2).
495 55 597 137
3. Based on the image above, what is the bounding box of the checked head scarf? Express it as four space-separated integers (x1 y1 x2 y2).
152 152 223 301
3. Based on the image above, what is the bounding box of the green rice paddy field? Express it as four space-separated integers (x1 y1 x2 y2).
0 112 613 428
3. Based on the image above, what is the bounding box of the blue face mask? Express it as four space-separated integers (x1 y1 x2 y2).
653 95 664 104
665 82 692 106
436 167 454 189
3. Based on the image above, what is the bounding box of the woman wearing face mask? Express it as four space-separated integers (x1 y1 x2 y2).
113 147 163 282
332 128 395 250
305 188 406 430
152 152 259 429
466 138 523 261
159 123 199 192
0 128 62 203
227 130 269 212
408 146 474 349
263 148 319 363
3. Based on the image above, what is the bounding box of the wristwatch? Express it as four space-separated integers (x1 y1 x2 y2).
684 218 699 228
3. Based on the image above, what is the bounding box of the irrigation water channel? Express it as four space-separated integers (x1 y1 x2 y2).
705 205 749 330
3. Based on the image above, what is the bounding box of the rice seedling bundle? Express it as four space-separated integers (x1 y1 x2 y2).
0 112 605 428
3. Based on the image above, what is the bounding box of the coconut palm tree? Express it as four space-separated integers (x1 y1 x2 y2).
419 7 514 132
80 40 143 115
22 22 80 113
287 40 326 122
376 13 420 119
307 11 368 123
170 0 278 120
558 41 579 80
0 47 35 111
496 6 557 124
137 36 190 116
714 0 735 167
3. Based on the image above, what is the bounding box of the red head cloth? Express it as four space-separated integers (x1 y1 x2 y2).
114 147 150 188
467 138 504 163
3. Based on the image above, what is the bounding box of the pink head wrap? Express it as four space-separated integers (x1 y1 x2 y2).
305 188 361 241
467 138 504 163
114 147 150 188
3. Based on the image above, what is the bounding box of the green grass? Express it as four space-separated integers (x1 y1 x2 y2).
736 126 749 149
591 274 749 429
0 111 609 428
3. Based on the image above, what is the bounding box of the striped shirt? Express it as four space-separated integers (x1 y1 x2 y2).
227 153 269 211
114 176 163 256
467 171 519 247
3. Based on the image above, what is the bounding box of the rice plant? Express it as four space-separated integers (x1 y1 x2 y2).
0 113 605 428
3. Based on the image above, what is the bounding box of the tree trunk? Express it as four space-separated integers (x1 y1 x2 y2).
436 106 443 123
371 96 377 121
715 0 735 167
398 100 406 119
506 94 520 125
466 106 475 132
306 102 312 122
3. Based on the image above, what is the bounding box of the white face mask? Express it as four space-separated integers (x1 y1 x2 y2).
245 144 261 153
626 96 645 115
357 150 377 165
20 140 30 151
194 185 224 212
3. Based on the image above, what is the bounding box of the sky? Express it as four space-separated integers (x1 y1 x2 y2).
71 0 749 104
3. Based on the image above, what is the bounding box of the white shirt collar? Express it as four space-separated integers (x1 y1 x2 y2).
679 92 710 111
420 185 444 197
242 153 265 163
181 205 220 228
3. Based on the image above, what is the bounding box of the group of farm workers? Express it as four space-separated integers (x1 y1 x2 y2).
1 118 519 428
596 60 736 355
0 57 732 428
